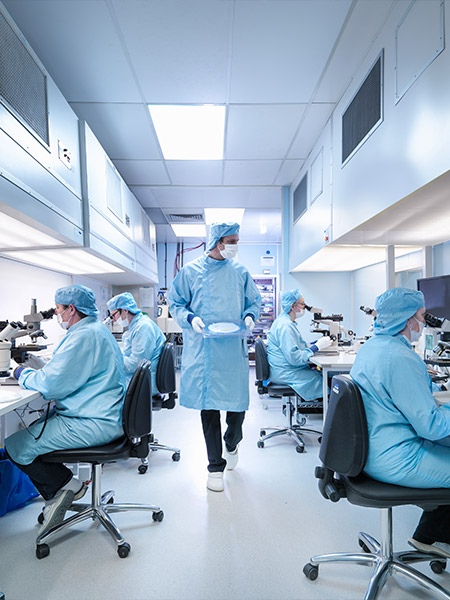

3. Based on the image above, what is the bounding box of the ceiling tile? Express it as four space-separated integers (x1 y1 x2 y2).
129 187 159 208
111 0 232 103
226 104 306 159
223 160 282 185
288 103 334 158
165 161 223 185
230 0 352 103
148 187 281 209
275 160 304 186
3 0 141 102
113 160 170 185
70 102 161 160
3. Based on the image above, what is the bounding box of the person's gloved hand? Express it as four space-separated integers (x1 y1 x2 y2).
13 366 24 380
310 336 332 353
24 354 47 370
244 316 255 332
191 316 206 334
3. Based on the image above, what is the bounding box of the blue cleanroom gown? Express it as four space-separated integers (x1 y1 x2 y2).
168 253 261 411
267 312 323 401
350 333 450 488
5 317 126 465
122 312 166 391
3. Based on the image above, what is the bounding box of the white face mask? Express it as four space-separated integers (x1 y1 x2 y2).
219 244 238 260
57 308 70 330
295 309 305 319
118 316 129 328
409 317 424 343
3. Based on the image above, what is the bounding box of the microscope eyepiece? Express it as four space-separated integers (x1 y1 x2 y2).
40 308 55 320
424 312 443 328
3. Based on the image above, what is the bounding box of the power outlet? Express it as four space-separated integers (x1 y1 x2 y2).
58 140 72 169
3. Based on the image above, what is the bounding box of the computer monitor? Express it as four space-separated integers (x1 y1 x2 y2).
417 274 450 320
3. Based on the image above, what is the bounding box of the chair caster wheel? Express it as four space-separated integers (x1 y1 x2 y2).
358 539 371 553
260 430 266 436
37 512 44 525
152 510 164 522
296 445 305 453
172 452 181 461
138 464 148 474
303 563 318 580
257 440 264 448
36 544 50 559
107 497 114 504
118 542 131 558
430 559 446 574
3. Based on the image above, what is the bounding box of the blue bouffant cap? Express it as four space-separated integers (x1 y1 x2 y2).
107 292 140 314
55 284 99 317
281 289 303 313
374 287 425 336
207 222 240 251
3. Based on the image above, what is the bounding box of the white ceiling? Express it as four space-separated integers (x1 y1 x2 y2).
3 0 396 243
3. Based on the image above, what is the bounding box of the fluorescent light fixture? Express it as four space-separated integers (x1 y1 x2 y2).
204 208 245 225
149 104 225 160
2 249 124 274
0 213 64 248
170 224 206 238
292 245 421 272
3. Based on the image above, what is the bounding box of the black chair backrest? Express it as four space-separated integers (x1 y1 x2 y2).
255 338 270 382
122 359 152 439
319 374 368 477
155 343 176 395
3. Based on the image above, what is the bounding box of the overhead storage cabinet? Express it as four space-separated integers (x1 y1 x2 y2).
0 5 83 244
81 121 158 283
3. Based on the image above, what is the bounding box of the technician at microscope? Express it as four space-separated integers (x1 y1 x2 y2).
267 289 331 400
351 287 450 558
4 284 126 536
107 291 166 392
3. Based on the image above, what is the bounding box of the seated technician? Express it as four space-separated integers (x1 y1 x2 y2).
351 287 450 558
107 292 166 392
267 289 331 400
5 284 126 535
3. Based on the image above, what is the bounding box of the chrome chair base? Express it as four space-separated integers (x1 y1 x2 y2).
36 463 163 557
305 508 450 600
258 398 321 452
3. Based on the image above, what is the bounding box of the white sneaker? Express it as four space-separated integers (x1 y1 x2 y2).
408 537 450 558
207 472 224 492
39 489 75 535
224 446 239 470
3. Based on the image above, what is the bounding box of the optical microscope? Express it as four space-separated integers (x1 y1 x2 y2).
305 305 344 353
0 299 54 376
423 312 450 361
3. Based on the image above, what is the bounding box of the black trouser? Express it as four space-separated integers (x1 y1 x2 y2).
5 449 72 501
413 505 450 545
200 410 245 473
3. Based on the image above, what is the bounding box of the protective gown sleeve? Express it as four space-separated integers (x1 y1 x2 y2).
168 268 194 328
122 326 157 376
18 332 94 400
278 322 313 366
242 272 262 322
388 348 450 441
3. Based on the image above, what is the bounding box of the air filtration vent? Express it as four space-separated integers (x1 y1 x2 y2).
342 51 383 165
0 10 49 145
293 173 308 224
166 213 204 224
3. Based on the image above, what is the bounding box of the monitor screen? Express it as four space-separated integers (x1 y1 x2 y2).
417 275 450 320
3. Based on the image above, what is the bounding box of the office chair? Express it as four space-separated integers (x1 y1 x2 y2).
303 374 450 600
37 359 164 560
254 338 321 453
138 342 181 473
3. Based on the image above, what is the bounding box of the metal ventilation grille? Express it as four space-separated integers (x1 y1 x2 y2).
0 11 49 145
293 173 307 224
166 213 204 223
342 52 383 165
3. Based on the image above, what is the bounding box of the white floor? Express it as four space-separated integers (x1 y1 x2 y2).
1 368 449 600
